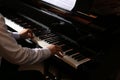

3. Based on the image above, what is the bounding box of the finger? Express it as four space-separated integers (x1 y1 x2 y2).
56 46 64 58
26 29 34 38
56 51 64 58
28 33 33 38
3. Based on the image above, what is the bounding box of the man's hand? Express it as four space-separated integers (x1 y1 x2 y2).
19 28 33 39
47 44 63 58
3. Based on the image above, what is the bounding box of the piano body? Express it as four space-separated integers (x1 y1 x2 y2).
1 0 120 80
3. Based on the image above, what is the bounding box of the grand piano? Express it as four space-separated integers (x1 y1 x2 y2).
0 0 120 80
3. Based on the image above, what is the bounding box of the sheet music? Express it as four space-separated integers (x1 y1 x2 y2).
42 0 77 11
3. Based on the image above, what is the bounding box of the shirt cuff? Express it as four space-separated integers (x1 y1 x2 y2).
42 48 51 58
12 32 20 39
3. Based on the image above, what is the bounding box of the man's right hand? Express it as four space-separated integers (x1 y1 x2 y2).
47 44 63 58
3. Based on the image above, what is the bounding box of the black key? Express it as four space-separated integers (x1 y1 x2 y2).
61 45 72 51
73 54 85 61
65 49 77 56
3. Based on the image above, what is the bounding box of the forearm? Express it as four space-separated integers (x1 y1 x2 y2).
0 15 51 65
0 33 51 65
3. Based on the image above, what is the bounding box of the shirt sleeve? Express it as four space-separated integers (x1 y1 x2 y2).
0 14 51 65
8 30 20 39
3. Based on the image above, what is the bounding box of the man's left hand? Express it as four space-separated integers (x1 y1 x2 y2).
19 28 33 39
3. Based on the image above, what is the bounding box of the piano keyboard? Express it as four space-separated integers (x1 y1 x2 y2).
5 16 91 69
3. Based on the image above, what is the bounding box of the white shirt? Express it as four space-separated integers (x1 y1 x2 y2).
0 14 51 66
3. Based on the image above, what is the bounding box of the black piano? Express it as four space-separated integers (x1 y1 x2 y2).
0 0 120 80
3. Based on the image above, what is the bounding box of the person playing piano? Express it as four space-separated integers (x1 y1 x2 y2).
0 13 62 80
